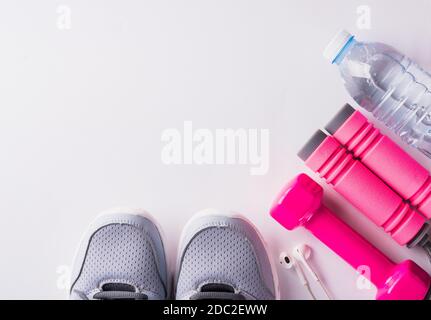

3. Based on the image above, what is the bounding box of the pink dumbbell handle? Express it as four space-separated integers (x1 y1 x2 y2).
300 130 426 246
307 206 394 287
326 104 431 218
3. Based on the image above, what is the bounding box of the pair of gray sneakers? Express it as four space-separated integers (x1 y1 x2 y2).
70 208 277 300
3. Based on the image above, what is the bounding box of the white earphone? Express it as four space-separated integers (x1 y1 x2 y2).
279 244 332 300
279 251 316 300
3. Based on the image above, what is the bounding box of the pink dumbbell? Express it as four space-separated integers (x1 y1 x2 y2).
270 173 431 300
326 104 431 221
298 130 431 258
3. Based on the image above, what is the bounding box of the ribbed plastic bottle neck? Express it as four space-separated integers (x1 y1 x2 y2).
333 37 357 65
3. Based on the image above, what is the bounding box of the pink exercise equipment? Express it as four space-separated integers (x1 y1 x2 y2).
270 173 431 300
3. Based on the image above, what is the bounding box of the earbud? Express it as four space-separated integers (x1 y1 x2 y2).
294 244 311 259
279 251 316 300
279 252 294 269
294 245 317 280
293 244 332 300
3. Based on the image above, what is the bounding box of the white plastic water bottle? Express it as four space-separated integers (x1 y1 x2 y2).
324 30 431 157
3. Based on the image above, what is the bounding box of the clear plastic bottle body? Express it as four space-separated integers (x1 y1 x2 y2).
337 39 431 157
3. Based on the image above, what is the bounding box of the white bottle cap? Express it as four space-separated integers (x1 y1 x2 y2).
323 30 354 63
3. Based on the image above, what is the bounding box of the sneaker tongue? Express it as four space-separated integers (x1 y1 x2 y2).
190 284 246 301
200 283 235 293
101 283 136 292
93 283 148 300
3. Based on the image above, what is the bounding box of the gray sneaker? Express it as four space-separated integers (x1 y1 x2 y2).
175 209 277 300
70 208 168 300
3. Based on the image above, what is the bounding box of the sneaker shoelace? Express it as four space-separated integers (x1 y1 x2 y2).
189 283 246 301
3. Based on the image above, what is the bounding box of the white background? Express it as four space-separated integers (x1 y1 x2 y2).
1 0 431 299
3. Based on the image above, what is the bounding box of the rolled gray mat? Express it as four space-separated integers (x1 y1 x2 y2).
325 104 356 135
297 130 328 161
